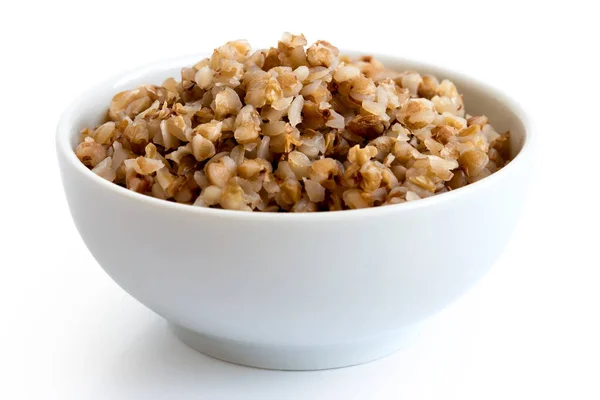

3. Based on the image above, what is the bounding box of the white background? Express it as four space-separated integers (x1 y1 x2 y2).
2 1 599 398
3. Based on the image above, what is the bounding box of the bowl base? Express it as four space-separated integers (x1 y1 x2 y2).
169 323 419 370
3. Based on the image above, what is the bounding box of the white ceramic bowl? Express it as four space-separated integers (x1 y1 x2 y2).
57 53 534 370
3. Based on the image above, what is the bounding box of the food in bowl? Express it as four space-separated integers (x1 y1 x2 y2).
75 33 511 212
58 42 532 370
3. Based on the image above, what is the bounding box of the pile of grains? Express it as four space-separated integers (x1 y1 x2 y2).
76 33 510 212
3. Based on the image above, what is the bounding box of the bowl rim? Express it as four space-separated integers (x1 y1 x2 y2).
56 51 535 221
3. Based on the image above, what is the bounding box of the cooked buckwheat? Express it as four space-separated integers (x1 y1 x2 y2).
76 33 511 212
